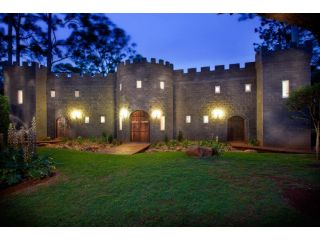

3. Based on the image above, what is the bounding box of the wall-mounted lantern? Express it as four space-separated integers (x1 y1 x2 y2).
211 108 225 120
120 108 129 119
151 109 162 119
70 109 83 120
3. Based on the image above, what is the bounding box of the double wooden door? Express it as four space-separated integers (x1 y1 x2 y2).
130 111 150 142
56 117 69 138
227 116 245 141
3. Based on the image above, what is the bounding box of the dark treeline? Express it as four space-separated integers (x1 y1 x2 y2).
0 13 141 75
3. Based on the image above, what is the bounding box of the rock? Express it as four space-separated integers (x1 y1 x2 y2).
185 146 215 157
244 149 258 153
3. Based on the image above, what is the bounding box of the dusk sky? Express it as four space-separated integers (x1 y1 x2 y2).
107 14 262 71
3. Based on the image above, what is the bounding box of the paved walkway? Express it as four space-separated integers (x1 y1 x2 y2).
230 141 313 154
107 142 151 155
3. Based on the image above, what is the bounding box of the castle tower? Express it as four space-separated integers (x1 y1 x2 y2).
256 45 312 149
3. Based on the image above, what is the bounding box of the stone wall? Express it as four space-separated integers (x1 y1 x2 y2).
46 72 116 138
175 63 257 141
256 47 311 149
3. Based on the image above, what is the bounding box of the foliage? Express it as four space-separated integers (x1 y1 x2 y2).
0 95 10 143
248 138 260 146
198 139 226 156
177 130 183 142
0 147 55 186
286 83 320 160
102 132 114 144
164 133 169 144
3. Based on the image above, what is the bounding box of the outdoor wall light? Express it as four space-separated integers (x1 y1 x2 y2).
120 108 129 119
211 108 225 120
70 109 83 120
151 109 162 119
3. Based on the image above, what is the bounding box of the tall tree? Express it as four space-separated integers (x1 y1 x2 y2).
286 83 320 160
55 14 139 74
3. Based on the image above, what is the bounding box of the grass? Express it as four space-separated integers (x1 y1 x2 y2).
0 148 319 226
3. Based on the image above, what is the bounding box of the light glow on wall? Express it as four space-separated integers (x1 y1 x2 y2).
151 109 162 119
211 108 225 120
120 108 129 119
70 109 83 120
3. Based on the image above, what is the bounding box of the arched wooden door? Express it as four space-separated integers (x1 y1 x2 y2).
56 117 69 138
130 110 150 142
227 116 245 141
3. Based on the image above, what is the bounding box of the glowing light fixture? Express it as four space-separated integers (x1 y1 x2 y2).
70 109 83 120
120 108 129 119
151 109 162 119
212 108 225 120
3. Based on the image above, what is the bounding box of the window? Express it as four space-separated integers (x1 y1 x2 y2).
17 90 23 104
215 86 220 94
186 115 191 123
100 116 105 123
136 80 142 88
203 115 209 123
75 90 80 98
119 117 123 131
245 84 251 93
282 80 289 98
84 116 89 124
160 116 165 131
160 81 165 90
50 90 56 98
119 83 122 91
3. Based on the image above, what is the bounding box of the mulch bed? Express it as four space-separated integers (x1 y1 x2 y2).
0 172 59 196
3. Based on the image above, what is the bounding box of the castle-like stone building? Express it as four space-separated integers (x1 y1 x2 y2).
4 46 311 149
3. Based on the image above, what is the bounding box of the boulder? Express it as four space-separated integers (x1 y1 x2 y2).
185 146 215 157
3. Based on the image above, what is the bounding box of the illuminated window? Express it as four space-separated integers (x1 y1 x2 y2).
119 117 123 131
245 84 251 92
160 81 165 89
282 80 289 98
215 86 220 94
17 90 23 104
84 116 89 124
119 83 122 91
136 80 142 88
160 116 165 131
203 115 209 123
75 90 80 98
100 116 105 123
50 90 56 98
186 115 191 123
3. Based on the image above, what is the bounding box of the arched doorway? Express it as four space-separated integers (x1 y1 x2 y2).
56 117 69 138
227 116 245 142
130 110 150 142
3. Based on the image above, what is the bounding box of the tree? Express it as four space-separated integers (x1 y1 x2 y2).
56 14 139 74
0 95 10 143
286 83 320 160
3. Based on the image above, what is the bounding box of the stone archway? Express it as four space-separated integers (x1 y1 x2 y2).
227 116 245 142
130 110 150 142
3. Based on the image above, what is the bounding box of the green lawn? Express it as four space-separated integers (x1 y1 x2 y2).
0 148 319 226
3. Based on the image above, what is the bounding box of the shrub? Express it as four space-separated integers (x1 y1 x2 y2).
177 131 183 142
107 134 113 144
198 139 225 157
0 95 10 144
164 134 169 144
248 138 259 146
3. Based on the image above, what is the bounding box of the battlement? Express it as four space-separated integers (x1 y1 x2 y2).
173 61 256 76
118 57 174 70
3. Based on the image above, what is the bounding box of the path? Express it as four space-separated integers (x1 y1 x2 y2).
106 142 150 155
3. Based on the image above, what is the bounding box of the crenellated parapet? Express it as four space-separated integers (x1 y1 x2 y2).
118 57 174 70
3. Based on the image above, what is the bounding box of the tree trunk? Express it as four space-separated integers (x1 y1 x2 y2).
47 13 52 72
7 14 13 65
15 14 21 66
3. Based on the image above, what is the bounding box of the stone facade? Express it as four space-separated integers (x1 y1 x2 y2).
4 46 312 149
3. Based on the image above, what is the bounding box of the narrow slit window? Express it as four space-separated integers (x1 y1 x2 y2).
50 90 56 98
75 90 80 98
215 86 220 94
17 90 23 104
136 80 142 88
160 81 165 90
119 83 122 91
84 116 89 124
100 116 105 123
186 115 191 123
119 117 123 131
203 115 209 123
160 116 165 131
245 84 251 93
282 80 289 98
